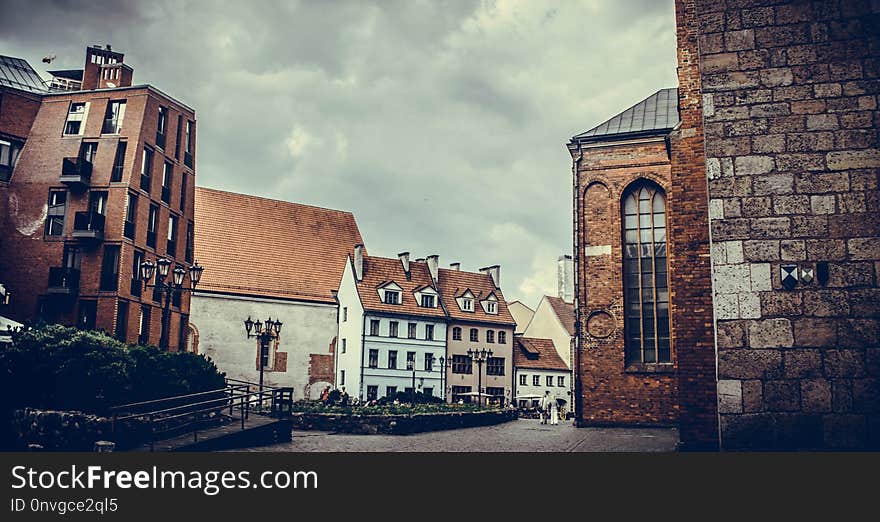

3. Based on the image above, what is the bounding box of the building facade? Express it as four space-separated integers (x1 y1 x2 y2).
0 46 197 352
190 187 364 400
336 250 447 401
508 300 534 335
513 337 571 414
439 264 516 406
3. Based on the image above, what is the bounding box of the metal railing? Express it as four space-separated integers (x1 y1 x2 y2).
73 211 105 233
47 267 80 294
109 378 293 451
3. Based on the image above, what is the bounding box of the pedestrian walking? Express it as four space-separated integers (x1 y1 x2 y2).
540 390 553 425
550 397 559 425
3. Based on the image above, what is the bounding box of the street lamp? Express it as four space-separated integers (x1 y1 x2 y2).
467 348 493 407
428 355 447 401
244 315 283 399
407 359 416 405
138 258 204 351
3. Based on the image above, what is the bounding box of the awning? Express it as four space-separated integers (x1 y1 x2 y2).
0 314 22 343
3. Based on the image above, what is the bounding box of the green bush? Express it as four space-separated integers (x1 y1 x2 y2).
377 391 444 405
0 324 225 415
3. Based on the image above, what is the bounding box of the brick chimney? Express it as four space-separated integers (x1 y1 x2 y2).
449 262 460 271
353 244 364 281
426 255 439 285
398 252 411 278
82 45 132 90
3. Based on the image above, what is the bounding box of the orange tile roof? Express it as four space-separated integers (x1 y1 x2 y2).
514 337 569 371
546 296 576 336
356 256 447 318
194 187 365 303
437 268 516 326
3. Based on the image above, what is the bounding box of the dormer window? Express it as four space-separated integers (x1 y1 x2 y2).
481 294 499 314
463 299 473 311
421 295 435 308
487 302 496 313
384 290 400 304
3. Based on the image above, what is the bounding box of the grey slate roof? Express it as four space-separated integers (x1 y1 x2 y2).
0 56 48 94
572 88 679 143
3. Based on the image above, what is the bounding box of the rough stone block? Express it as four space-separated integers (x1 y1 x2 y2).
716 320 747 349
751 134 786 153
791 216 828 238
802 379 832 413
709 198 725 220
714 293 740 320
718 349 783 380
750 263 772 291
806 114 839 130
749 318 794 348
809 195 836 214
847 238 880 261
780 240 806 261
704 52 740 73
805 239 846 261
827 149 880 170
735 155 775 176
725 29 755 51
741 196 774 217
739 292 761 319
796 172 850 194
718 379 743 413
764 380 801 412
725 240 745 264
712 218 752 241
743 239 779 261
823 414 867 449
776 153 826 172
803 290 850 317
852 378 880 413
742 380 763 412
751 217 791 239
750 102 791 118
785 349 823 378
773 195 810 214
761 292 802 316
794 318 838 347
833 380 853 413
838 320 879 350
837 192 866 213
824 349 866 378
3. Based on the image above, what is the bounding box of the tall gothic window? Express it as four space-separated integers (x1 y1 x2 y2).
623 182 670 365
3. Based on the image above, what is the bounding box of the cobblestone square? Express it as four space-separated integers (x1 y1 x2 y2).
240 418 678 452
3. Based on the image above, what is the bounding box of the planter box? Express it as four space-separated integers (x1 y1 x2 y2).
290 410 518 435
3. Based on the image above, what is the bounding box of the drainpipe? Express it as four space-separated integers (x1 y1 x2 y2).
572 141 583 425
360 314 366 400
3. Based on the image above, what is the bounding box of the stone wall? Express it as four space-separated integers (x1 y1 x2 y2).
689 0 879 449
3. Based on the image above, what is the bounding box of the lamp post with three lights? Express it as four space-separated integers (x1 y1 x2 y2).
467 348 493 407
243 316 283 400
138 258 204 351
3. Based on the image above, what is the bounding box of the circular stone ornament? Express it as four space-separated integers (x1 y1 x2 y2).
586 311 615 339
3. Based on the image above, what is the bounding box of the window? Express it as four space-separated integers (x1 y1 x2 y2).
259 341 270 369
111 141 127 182
64 102 88 135
389 321 398 338
558 376 565 387
77 300 97 330
469 328 478 342
421 294 435 307
498 331 506 344
546 376 553 387
167 214 177 257
185 222 194 263
115 300 128 341
0 138 23 182
424 353 433 371
407 322 416 339
340 370 345 386
406 351 416 370
388 350 397 369
425 324 434 341
79 141 98 164
102 100 125 134
184 120 194 168
179 172 187 212
486 330 495 343
423 387 433 397
341 339 346 354
140 147 153 192
147 204 158 248
367 385 378 401
452 386 472 404
533 375 540 386
452 327 462 341
89 190 108 216
384 290 400 304
139 306 151 345
131 250 144 297
124 193 137 240
519 374 527 386
462 298 473 311
175 115 183 159
487 357 504 376
486 301 497 313
623 183 670 365
342 307 348 322
368 349 378 368
370 320 379 336
386 386 397 397
161 162 172 203
100 245 120 291
452 354 472 374
156 106 167 148
45 191 67 236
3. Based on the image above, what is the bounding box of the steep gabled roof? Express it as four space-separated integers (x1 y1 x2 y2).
514 337 569 371
438 269 515 326
546 296 576 336
571 88 679 144
194 187 365 303
356 256 446 318
0 55 48 94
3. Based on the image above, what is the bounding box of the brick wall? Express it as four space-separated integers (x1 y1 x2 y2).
685 0 880 449
573 139 679 426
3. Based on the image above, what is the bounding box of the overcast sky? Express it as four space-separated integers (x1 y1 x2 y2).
2 0 677 307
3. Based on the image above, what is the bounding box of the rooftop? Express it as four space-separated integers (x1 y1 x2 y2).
546 296 576 336
356 256 447 319
0 55 48 94
194 187 365 304
47 69 84 81
571 88 679 144
437 268 516 326
514 337 569 371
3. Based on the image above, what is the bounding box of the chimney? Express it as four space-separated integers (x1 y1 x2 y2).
449 262 460 271
82 45 130 90
558 255 574 303
426 255 439 285
398 252 411 278
353 244 364 281
480 265 501 289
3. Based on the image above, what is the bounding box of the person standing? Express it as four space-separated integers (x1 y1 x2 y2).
540 390 553 425
550 396 559 426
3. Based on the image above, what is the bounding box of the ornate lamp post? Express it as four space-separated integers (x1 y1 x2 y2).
467 348 493 407
139 258 203 351
244 316 283 399
428 355 447 402
407 359 416 405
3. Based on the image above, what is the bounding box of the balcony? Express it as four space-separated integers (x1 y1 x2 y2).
72 211 105 241
47 267 80 296
60 157 92 188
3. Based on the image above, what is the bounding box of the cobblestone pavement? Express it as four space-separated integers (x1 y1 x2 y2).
241 418 678 452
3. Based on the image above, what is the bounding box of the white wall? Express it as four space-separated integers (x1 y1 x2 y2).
189 292 337 401
335 257 364 398
513 367 572 413
508 301 535 335
522 296 573 368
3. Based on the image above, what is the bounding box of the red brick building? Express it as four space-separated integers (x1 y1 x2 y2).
0 46 197 351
